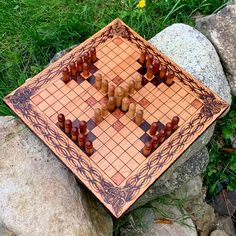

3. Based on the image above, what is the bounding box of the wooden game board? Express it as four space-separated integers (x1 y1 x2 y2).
4 19 228 218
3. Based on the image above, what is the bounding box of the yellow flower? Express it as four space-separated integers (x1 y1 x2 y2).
137 0 146 8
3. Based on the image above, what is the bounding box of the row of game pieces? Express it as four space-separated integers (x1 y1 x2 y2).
139 49 175 85
142 116 180 156
61 47 97 84
94 101 143 125
57 114 94 155
94 72 142 94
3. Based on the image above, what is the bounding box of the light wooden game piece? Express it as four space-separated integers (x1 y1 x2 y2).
127 103 136 118
135 74 142 90
149 122 158 136
139 49 146 64
69 62 77 80
79 120 87 134
146 64 154 79
134 110 143 126
101 102 108 117
78 133 85 147
83 62 90 77
165 122 172 136
108 83 115 97
65 119 72 135
121 97 129 112
129 80 135 95
166 70 175 85
85 140 94 155
108 97 116 112
153 59 160 75
90 47 97 62
151 135 158 149
143 141 152 156
76 57 83 72
95 73 102 90
71 127 78 142
57 114 65 129
123 84 129 97
171 116 180 130
101 79 108 94
115 87 123 108
158 129 166 143
146 54 154 68
94 108 102 124
159 65 167 80
61 67 70 84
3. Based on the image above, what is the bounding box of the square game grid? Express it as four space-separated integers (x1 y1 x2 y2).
4 19 228 218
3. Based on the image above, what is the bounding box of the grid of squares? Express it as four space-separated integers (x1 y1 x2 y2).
31 36 203 186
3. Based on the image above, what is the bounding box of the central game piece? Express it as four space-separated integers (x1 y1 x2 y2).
4 19 228 218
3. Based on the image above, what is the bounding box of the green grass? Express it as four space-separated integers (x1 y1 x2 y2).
0 0 227 115
204 96 236 196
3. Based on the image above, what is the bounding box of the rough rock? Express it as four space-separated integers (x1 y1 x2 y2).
172 176 217 236
196 5 236 96
172 175 205 204
121 203 197 236
129 146 209 210
210 230 229 236
149 23 231 106
216 216 236 236
0 116 113 236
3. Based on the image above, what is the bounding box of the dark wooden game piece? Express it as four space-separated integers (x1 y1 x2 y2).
85 140 94 155
165 122 172 136
166 70 175 85
143 141 152 156
135 74 142 90
171 116 180 130
153 59 160 75
149 122 158 136
158 129 166 143
90 47 97 63
65 119 72 135
95 73 102 90
83 52 90 64
121 97 129 112
129 80 135 95
76 57 83 72
159 65 167 80
79 120 87 134
94 108 102 124
139 49 146 64
128 103 136 118
83 62 90 77
71 127 78 142
108 97 116 112
101 79 108 94
151 135 158 149
57 113 65 129
115 86 123 108
78 133 85 147
134 110 143 126
101 102 108 117
61 67 70 84
146 64 154 79
69 62 77 80
108 83 115 97
146 54 154 68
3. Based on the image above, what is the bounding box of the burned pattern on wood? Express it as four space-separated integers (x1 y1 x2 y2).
4 19 229 218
